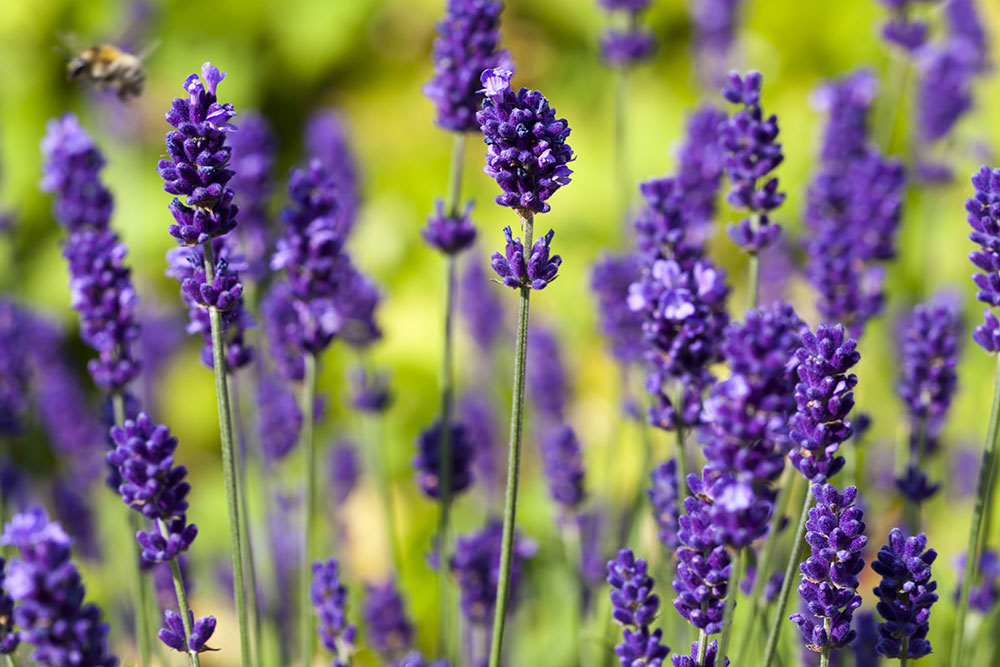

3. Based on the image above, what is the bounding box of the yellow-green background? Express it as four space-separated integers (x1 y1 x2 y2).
2 0 1000 665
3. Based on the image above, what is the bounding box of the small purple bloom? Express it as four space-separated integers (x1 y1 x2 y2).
423 200 477 255
606 549 670 666
476 68 575 214
600 28 656 67
954 549 1000 613
592 253 648 364
461 255 506 351
527 323 568 421
228 111 277 280
311 559 356 667
540 424 586 512
351 365 393 413
414 420 475 499
257 374 302 464
871 528 939 659
158 609 217 653
671 639 730 667
363 579 414 660
329 440 360 505
491 226 562 290
0 557 18 654
305 110 360 237
648 460 680 550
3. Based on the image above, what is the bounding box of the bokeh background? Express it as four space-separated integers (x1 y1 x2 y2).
3 0 1000 665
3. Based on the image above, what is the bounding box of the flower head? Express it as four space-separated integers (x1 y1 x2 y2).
491 226 562 290
527 323 568 420
648 460 680 550
671 639 730 667
872 529 939 659
0 557 18 654
606 549 670 666
423 200 477 255
414 420 475 499
305 110 359 236
312 559 356 667
228 111 277 281
363 579 413 660
540 424 586 512
350 365 393 413
425 0 507 132
600 29 655 67
476 68 575 214
158 609 217 654
591 253 648 364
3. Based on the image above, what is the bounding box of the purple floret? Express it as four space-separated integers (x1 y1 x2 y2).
871 529 938 659
606 549 670 666
491 225 562 290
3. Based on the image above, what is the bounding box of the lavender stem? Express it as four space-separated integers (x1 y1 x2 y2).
951 354 1000 666
735 472 799 663
820 618 831 667
747 251 759 309
113 391 152 667
717 546 743 661
436 131 466 657
2 654 13 667
674 422 688 501
900 637 909 667
200 240 252 667
696 628 708 666
156 519 201 667
487 213 534 667
761 486 813 667
299 350 318 666
361 392 402 571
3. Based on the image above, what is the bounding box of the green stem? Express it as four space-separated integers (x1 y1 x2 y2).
904 419 927 536
761 484 813 667
696 629 708 667
675 424 688 501
200 240 252 667
951 354 1000 667
362 405 402 573
562 520 583 667
619 407 654 548
299 351 318 667
747 252 759 311
487 213 534 667
113 392 152 667
613 67 631 244
820 619 831 667
157 519 201 667
901 636 910 667
229 382 262 667
717 547 743 662
735 473 799 663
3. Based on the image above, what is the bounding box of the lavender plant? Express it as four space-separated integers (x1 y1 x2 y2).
311 559 356 667
478 65 573 667
155 61 253 666
873 529 939 662
606 548 670 666
363 579 414 662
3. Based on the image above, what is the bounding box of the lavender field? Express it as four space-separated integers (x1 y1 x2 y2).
2 0 1000 665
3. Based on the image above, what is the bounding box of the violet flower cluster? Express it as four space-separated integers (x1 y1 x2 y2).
527 324 568 421
539 424 586 513
492 226 562 290
0 300 33 435
954 548 1000 613
805 71 905 335
591 253 647 364
159 610 217 654
606 548 670 667
1 507 117 666
966 166 1000 352
424 0 507 133
719 70 785 253
477 68 575 214
871 529 939 659
228 111 277 281
648 459 680 550
329 441 360 505
350 365 393 414
423 200 477 256
363 579 414 661
312 559 356 667
789 484 867 654
878 0 935 51
257 373 303 465
0 557 17 654
461 258 505 351
413 419 475 499
40 114 141 391
449 519 535 627
672 640 729 667
598 0 655 67
788 324 860 484
896 294 960 503
306 110 360 236
158 63 255 371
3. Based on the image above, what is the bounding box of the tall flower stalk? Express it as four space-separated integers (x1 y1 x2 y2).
40 113 151 665
156 62 252 665
953 166 1000 665
477 67 573 667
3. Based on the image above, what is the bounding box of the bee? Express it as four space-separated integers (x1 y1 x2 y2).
65 43 151 100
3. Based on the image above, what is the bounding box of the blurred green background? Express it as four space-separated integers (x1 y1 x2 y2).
3 0 1000 665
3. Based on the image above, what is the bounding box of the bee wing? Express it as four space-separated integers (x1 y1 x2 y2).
53 30 87 58
135 39 160 63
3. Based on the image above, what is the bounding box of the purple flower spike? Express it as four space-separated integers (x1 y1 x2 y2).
476 68 575 214
158 609 217 653
671 639 730 667
229 111 277 280
491 226 562 290
305 110 360 237
1 507 117 666
600 28 656 67
540 424 586 512
41 114 142 391
257 374 302 464
363 579 414 660
424 0 507 133
350 365 392 413
311 559 356 667
879 0 931 51
329 440 360 505
390 651 449 667
107 414 198 563
789 484 867 654
159 62 238 245
0 557 18 654
788 324 860 483
423 200 477 255
414 420 475 499
872 528 939 659
527 324 568 420
954 549 1000 613
592 253 647 364
461 257 506 351
606 549 670 666
965 166 1000 352
449 519 536 626
648 460 680 550
720 70 785 253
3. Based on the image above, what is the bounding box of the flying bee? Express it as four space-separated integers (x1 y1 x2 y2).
61 36 157 100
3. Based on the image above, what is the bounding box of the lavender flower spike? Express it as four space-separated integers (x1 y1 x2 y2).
414 419 475 499
720 71 785 253
648 460 680 550
0 557 18 654
607 548 670 666
363 579 414 660
966 167 1000 352
424 199 477 255
2 507 117 666
789 484 866 655
671 639 730 667
872 529 938 659
312 559 356 667
477 68 575 215
788 324 860 484
491 226 562 290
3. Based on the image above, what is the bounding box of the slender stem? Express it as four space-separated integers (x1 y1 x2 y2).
735 473 799 663
747 252 759 311
200 240 252 667
299 351 318 667
562 519 583 667
446 134 467 217
951 354 1000 667
820 619 831 667
362 405 402 572
229 382 262 667
696 629 708 666
156 519 201 667
487 213 534 667
717 547 743 661
761 484 813 667
900 636 910 667
2 653 13 667
436 254 457 657
675 424 688 500
113 392 152 667
618 407 654 548
904 419 927 535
